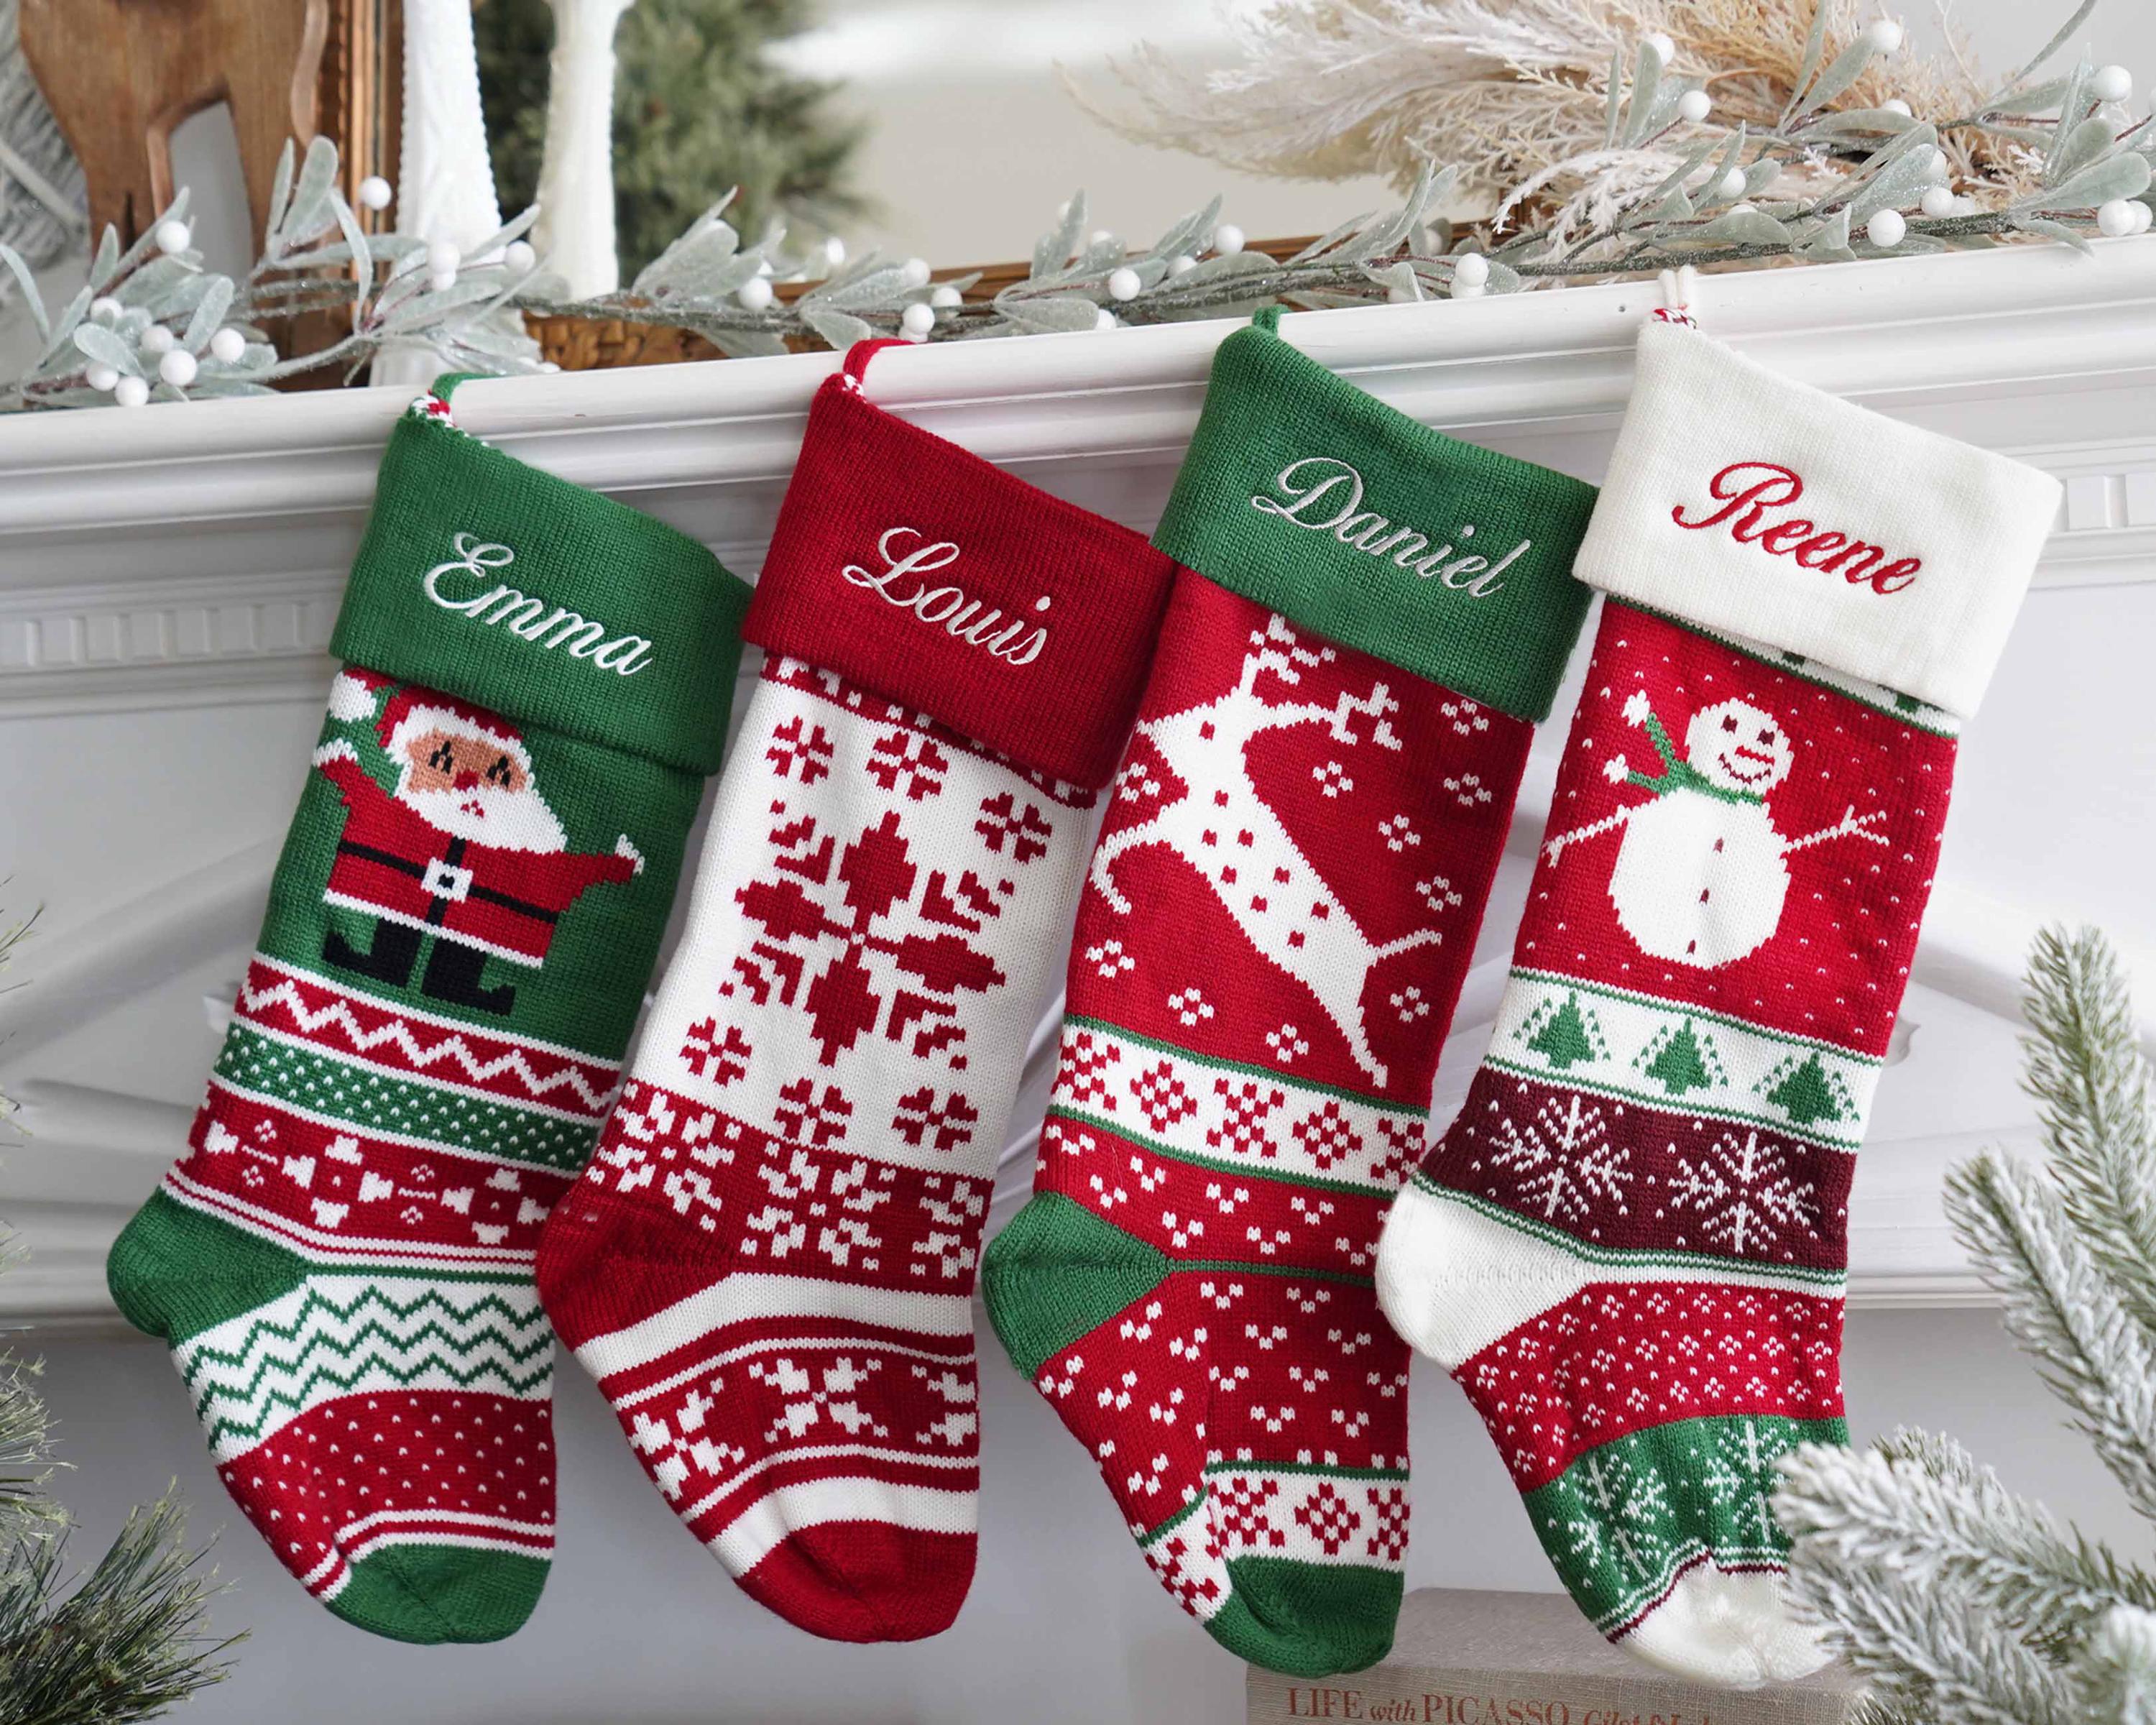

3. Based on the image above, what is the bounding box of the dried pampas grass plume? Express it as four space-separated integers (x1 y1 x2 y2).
1066 0 2000 220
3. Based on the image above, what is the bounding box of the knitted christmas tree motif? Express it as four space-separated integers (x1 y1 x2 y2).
1380 604 1958 1675
985 582 1532 1676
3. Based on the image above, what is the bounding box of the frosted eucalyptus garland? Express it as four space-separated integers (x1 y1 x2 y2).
0 0 2149 408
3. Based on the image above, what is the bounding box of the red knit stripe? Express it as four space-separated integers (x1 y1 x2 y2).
1454 1280 1846 1492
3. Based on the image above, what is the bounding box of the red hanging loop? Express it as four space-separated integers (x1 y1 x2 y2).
840 337 911 392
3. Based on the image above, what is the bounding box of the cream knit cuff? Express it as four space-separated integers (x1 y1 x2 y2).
1575 321 2061 717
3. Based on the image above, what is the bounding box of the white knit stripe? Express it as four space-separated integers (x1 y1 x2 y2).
161 1167 536 1272
1049 1020 1423 1191
612 1334 974 1412
177 1276 552 1460
338 1507 556 1539
716 1477 976 1576
234 1016 607 1125
1487 971 1878 1152
249 951 619 1072
676 1442 977 1527
1376 1184 1845 1371
573 1271 974 1383
341 1528 554 1563
1201 1464 1411 1571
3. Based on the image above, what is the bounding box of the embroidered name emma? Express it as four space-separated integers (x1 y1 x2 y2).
1249 456 1529 597
1671 461 1921 594
423 534 657 675
841 527 1049 666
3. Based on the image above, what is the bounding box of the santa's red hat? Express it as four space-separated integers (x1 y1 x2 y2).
377 685 530 773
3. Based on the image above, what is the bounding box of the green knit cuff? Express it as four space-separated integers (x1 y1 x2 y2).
1153 321 1598 721
330 389 750 775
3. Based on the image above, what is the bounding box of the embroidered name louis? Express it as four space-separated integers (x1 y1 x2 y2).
1672 461 1921 594
423 534 657 674
1249 456 1530 596
840 526 1049 666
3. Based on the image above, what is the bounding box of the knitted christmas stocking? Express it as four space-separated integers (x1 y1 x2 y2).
106 384 748 1643
1377 321 2060 1685
537 340 1176 1642
982 313 1598 1677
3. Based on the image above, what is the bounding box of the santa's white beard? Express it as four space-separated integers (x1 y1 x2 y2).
400 780 568 853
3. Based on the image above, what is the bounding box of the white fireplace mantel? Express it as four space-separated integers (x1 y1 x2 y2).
5 238 2156 1329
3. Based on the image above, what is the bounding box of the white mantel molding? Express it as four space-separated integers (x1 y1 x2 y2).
6 241 2156 719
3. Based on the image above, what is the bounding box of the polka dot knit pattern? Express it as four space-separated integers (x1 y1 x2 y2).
1378 322 2062 1686
536 342 1178 1642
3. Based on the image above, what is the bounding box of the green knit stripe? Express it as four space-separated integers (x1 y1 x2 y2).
1521 1414 1848 1637
1153 323 1595 721
331 404 750 774
213 1025 600 1171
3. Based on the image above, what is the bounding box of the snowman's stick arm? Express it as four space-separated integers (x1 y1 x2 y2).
1639 712 1680 772
1781 804 1891 856
1544 803 1639 865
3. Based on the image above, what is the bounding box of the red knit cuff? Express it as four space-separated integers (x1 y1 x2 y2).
745 345 1179 788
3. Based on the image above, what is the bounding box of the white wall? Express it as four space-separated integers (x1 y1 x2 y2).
34 1310 2145 1723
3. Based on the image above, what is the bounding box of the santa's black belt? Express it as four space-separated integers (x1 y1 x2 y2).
335 840 563 924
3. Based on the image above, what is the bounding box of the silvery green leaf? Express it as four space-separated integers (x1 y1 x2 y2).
810 262 917 310
71 321 139 375
706 329 790 359
2028 152 2154 211
1805 108 1922 140
36 286 91 365
331 196 372 290
1148 197 1220 264
263 139 297 242
996 293 1102 334
2049 60 2094 162
1603 47 1623 149
1793 36 1876 121
1032 193 1086 280
2009 211 2095 253
1168 250 1277 286
277 136 342 249
184 379 277 399
1345 165 1435 261
1053 236 1127 280
635 201 739 293
801 305 872 349
464 206 542 266
1621 41 1663 148
379 277 502 334
1640 136 1719 206
1697 124 1749 206
1644 186 1695 223
1367 260 1420 301
183 277 233 353
1687 208 1795 246
1789 0 1831 119
1991 75 2072 116
117 255 197 307
1289 213 1368 264
0 242 47 339
371 234 430 262
1483 259 1522 294
2045 116 2116 190
1989 0 2096 98
1742 159 1783 198
1845 130 1940 223
273 243 362 269
1796 208 1854 256
1887 233 1950 254
88 224 119 290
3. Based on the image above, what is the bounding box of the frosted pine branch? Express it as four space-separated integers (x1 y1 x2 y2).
1777 1440 2156 1649
1946 1153 2156 1524
2019 927 2156 1338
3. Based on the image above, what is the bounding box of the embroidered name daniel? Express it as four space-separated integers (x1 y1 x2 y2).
840 526 1049 666
1249 456 1530 597
423 533 656 675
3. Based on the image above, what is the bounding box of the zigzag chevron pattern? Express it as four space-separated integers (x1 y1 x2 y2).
177 1276 553 1457
237 957 619 1114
